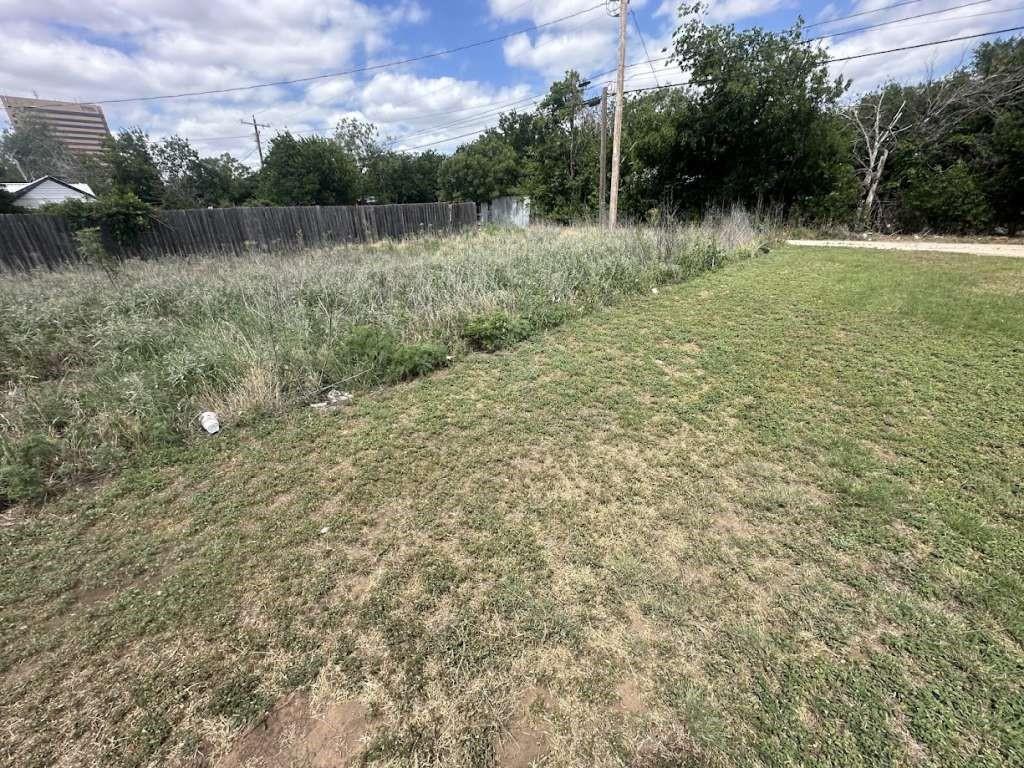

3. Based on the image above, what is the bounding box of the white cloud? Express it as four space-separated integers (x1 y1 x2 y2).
656 0 789 22
0 0 436 162
504 29 613 78
358 73 533 152
705 0 790 22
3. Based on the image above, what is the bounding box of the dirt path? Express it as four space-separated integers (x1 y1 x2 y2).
786 239 1024 259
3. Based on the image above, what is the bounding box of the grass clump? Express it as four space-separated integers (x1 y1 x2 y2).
1 219 765 504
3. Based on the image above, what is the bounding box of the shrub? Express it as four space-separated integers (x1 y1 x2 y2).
1 433 60 503
73 227 120 280
461 312 535 352
331 326 448 385
900 162 993 233
95 190 154 247
40 190 154 248
0 189 19 214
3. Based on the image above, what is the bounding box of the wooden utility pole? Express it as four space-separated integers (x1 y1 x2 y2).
599 86 608 226
241 115 271 168
608 0 628 228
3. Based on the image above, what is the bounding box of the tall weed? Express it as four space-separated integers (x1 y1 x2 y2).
0 220 766 503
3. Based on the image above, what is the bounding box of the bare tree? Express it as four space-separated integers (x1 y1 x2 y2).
846 87 909 227
846 55 1024 228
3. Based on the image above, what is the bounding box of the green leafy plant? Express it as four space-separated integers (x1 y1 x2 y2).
332 325 448 385
461 312 535 352
0 433 60 503
41 190 154 249
0 188 19 214
73 227 120 281
95 190 154 247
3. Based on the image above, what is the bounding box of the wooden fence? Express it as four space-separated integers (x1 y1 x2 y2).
0 201 479 272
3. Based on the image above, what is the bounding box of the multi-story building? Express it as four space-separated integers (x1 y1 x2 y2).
1 95 112 155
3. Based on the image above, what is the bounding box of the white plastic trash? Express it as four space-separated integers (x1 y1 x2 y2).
326 389 354 406
199 411 220 434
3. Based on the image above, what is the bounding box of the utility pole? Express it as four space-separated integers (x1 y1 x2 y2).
599 86 608 226
241 114 271 168
608 0 628 229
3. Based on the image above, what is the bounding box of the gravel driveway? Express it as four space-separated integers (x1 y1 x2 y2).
786 239 1024 259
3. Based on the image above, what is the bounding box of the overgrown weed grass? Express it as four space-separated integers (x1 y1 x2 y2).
1 217 765 504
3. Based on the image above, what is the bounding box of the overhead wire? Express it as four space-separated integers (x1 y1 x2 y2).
395 21 1024 150
805 0 929 29
805 0 995 42
630 9 661 86
82 3 608 105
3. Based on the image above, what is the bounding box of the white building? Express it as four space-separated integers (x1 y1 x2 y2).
0 176 97 209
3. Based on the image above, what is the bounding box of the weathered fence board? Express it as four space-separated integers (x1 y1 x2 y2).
0 201 478 272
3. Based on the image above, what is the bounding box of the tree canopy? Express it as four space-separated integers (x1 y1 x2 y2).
260 133 359 206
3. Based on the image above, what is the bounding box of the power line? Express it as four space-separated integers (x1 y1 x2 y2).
399 126 495 151
257 5 609 126
81 3 607 105
384 59 655 147
630 9 661 87
827 24 1024 61
806 0 929 29
806 0 995 42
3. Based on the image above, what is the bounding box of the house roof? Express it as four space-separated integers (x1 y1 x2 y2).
0 175 97 200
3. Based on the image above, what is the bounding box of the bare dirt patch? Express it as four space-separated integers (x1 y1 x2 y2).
496 687 549 768
218 693 370 768
615 680 643 714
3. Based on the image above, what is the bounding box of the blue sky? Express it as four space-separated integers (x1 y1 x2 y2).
2 1 1023 162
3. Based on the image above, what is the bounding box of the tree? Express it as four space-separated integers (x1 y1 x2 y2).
0 113 81 181
849 36 1024 231
975 39 1024 233
0 155 18 182
193 154 257 206
153 135 202 208
846 84 912 226
617 89 697 220
439 132 521 202
259 132 359 206
95 129 164 204
521 71 600 221
371 151 443 203
669 3 851 212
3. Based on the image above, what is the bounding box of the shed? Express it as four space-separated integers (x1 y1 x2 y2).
0 176 97 209
479 196 530 228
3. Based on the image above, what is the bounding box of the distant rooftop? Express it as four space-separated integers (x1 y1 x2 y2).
1 95 111 155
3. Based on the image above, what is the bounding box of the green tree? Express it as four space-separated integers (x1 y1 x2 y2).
617 89 694 219
669 3 851 211
900 161 992 233
193 154 256 206
0 113 81 181
371 151 443 203
975 39 1024 233
153 135 202 208
439 132 520 202
521 71 600 222
96 129 164 205
259 133 359 206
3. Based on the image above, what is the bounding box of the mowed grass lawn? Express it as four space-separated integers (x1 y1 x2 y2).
2 245 1022 768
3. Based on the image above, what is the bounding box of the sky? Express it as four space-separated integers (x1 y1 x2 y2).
1 0 1023 163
